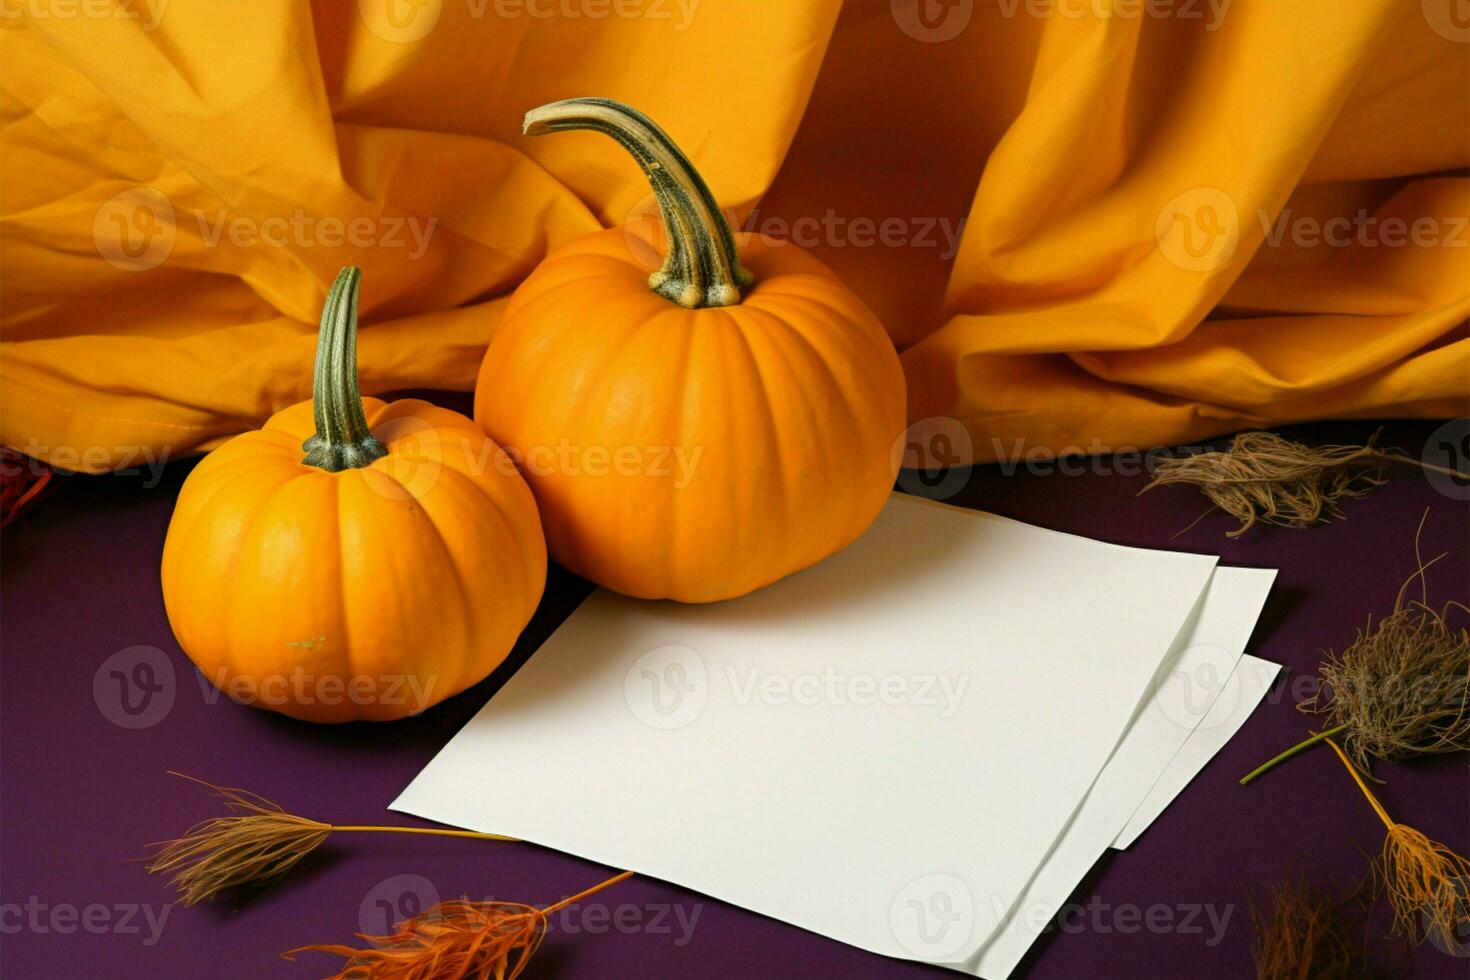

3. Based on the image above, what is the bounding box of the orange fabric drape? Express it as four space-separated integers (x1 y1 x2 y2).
2 0 1466 472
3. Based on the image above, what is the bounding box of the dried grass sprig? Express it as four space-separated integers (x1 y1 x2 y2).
1240 522 1468 785
1139 429 1466 537
1327 738 1470 947
285 870 636 980
0 447 55 529
1250 872 1376 980
1306 601 1468 775
148 773 517 905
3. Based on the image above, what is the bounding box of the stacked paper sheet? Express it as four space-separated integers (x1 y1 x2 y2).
394 494 1280 977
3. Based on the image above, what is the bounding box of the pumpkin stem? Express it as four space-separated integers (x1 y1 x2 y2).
524 98 754 309
301 267 387 472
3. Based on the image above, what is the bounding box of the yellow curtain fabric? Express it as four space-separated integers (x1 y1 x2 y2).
2 0 1466 473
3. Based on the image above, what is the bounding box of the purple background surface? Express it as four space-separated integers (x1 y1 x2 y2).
2 409 1467 979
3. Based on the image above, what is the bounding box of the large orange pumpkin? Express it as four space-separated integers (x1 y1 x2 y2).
476 99 906 602
162 268 546 723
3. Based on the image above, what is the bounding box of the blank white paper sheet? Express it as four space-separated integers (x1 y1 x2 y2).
970 567 1276 977
393 494 1243 973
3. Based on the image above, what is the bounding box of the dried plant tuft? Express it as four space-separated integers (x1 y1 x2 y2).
146 774 332 906
287 872 635 980
0 447 55 529
1139 429 1465 537
1141 430 1384 536
1250 872 1376 980
1239 518 1468 786
1328 739 1470 948
1379 822 1470 949
1303 559 1469 774
147 773 516 906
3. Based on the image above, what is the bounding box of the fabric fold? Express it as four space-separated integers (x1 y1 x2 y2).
2 1 1464 470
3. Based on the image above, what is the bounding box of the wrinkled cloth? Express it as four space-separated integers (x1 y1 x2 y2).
2 0 1466 472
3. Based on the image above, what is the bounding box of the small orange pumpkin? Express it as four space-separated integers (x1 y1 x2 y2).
162 268 546 723
476 99 906 603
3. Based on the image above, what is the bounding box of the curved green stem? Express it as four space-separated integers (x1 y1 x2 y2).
301 267 386 472
1238 722 1350 786
523 97 753 309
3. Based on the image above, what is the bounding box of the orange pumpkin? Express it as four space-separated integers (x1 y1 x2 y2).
476 99 906 602
162 268 546 723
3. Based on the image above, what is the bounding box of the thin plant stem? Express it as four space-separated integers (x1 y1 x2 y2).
1325 738 1394 830
331 825 518 842
539 870 637 916
1365 449 1469 482
1240 723 1351 786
